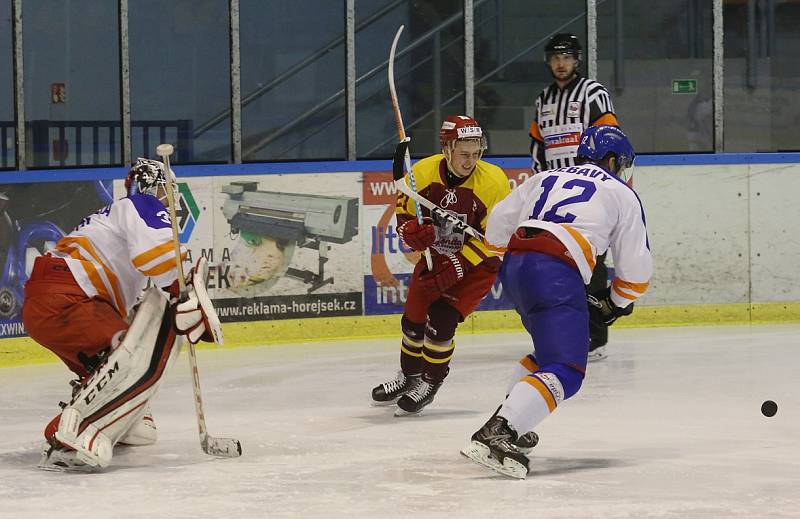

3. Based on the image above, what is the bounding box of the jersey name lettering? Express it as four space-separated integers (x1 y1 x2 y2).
554 165 612 182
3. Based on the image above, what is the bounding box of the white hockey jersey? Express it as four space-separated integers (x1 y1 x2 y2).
486 163 652 308
50 194 188 319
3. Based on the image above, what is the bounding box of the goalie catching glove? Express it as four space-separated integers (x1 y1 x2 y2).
173 257 224 345
587 287 633 327
418 252 471 293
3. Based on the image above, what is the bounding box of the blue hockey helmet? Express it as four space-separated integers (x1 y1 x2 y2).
576 125 635 173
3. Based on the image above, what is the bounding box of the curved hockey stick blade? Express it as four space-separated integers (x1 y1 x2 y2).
203 435 242 458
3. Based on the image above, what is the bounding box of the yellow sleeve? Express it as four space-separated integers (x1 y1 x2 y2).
394 155 441 221
460 162 512 267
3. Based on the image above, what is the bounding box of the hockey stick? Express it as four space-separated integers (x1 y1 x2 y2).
156 143 242 458
391 142 486 242
388 25 433 270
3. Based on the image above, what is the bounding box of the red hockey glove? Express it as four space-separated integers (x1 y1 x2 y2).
397 217 436 251
418 252 471 293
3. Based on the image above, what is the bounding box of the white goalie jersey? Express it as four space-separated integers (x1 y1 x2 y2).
486 163 652 308
50 194 188 319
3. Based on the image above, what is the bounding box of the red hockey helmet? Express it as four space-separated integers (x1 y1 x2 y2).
439 115 487 153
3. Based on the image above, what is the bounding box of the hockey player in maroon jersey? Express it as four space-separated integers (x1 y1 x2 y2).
371 115 510 416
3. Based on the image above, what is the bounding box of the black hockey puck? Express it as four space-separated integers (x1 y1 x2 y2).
761 400 777 417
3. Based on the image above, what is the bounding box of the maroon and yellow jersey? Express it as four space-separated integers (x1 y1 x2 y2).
396 154 511 268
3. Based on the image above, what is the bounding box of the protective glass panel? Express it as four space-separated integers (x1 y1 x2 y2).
474 0 587 157
130 0 231 163
240 0 345 161
0 0 13 169
22 0 120 168
356 0 464 159
597 0 714 153
724 1 800 152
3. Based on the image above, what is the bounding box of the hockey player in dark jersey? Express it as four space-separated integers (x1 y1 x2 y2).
528 33 621 361
371 115 510 416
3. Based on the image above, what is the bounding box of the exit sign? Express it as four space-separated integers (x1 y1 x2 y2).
672 79 697 94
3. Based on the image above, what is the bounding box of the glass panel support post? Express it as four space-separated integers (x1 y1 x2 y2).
12 0 25 170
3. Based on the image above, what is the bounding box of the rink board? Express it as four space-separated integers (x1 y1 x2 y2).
2 302 798 368
0 153 799 367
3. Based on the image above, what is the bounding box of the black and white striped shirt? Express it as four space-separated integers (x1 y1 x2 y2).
529 75 617 173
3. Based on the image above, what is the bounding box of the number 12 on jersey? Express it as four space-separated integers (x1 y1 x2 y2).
529 175 597 224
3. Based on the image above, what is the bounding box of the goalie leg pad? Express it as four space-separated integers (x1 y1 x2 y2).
54 287 180 468
117 404 157 446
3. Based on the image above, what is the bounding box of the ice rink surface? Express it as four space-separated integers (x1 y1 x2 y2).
1 324 798 519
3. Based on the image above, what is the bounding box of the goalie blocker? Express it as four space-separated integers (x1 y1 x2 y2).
46 258 222 470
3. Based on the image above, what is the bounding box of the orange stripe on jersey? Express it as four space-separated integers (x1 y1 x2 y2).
55 237 126 316
591 113 619 127
519 355 539 373
132 242 177 268
60 237 126 313
141 256 181 277
612 278 650 300
561 224 596 271
528 120 543 141
522 375 557 412
484 240 506 255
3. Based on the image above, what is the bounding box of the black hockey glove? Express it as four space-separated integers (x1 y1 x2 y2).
587 287 633 327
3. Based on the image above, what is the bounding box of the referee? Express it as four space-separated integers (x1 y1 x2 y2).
528 33 620 361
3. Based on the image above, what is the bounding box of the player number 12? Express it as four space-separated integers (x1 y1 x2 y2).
530 175 596 224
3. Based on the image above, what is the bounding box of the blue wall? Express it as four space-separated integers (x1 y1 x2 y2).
2 152 800 184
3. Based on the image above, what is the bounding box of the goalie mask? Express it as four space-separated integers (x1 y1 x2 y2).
125 158 178 204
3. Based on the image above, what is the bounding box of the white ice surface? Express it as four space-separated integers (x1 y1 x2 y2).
1 325 799 519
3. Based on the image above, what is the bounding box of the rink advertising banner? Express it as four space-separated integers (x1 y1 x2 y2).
112 171 364 322
3 155 798 346
361 170 515 315
0 180 112 338
211 292 361 322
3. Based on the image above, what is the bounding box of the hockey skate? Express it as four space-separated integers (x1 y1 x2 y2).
394 378 442 416
489 405 539 454
461 415 529 479
588 322 608 362
38 441 97 473
587 339 607 362
372 371 421 406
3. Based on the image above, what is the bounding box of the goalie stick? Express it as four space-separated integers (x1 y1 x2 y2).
156 143 242 458
391 140 486 242
388 25 433 270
